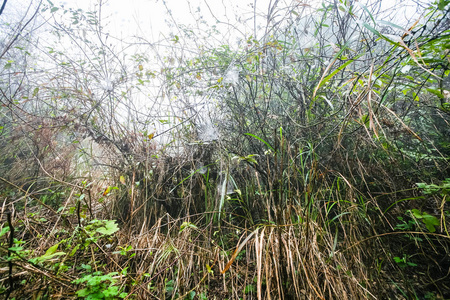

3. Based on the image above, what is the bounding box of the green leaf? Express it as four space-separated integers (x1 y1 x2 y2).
416 183 427 189
103 286 119 297
245 133 275 152
363 23 380 36
51 7 59 13
377 20 407 32
422 214 439 233
189 291 196 300
393 256 403 263
0 226 10 237
96 220 119 236
76 288 90 297
411 209 423 219
358 2 375 24
426 87 444 98
313 53 364 99
411 209 440 232
438 0 450 10
424 221 436 233
45 243 59 256
9 246 23 252
32 87 39 97
180 221 198 233
206 263 212 273
37 252 66 262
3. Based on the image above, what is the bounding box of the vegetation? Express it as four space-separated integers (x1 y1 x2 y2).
0 0 449 298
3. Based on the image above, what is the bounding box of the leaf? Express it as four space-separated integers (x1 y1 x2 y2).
393 256 402 263
119 175 126 185
76 288 90 297
45 243 59 256
425 221 436 232
189 291 196 300
438 0 450 10
35 252 66 262
245 133 275 152
411 209 423 219
31 243 66 263
377 20 408 33
0 226 10 237
363 23 380 36
221 228 259 274
32 87 39 97
147 133 154 140
9 246 23 252
96 220 119 235
103 186 112 196
180 221 198 233
139 65 143 71
426 87 443 98
422 214 439 233
313 53 363 100
103 286 119 297
70 244 80 256
51 7 59 13
206 263 212 273
358 2 375 24
411 209 439 232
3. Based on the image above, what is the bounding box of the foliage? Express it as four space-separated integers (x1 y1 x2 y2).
417 179 450 196
73 271 127 299
0 0 449 299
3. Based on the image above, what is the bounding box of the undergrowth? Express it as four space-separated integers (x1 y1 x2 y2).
1 0 449 299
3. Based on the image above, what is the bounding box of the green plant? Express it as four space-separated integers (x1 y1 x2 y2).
394 216 415 231
244 284 256 294
116 245 136 258
409 209 440 233
164 278 179 298
424 291 438 299
73 271 127 299
393 254 417 268
416 179 450 196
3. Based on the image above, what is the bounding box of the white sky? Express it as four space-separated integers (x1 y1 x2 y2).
1 0 432 145
54 0 278 46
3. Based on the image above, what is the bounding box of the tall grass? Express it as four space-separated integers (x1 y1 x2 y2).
2 127 448 299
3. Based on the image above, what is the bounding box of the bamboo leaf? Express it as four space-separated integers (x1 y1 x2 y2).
358 2 375 24
221 228 259 274
245 133 275 152
377 20 408 33
313 53 364 101
363 23 380 36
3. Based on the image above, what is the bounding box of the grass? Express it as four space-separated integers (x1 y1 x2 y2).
1 135 448 299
